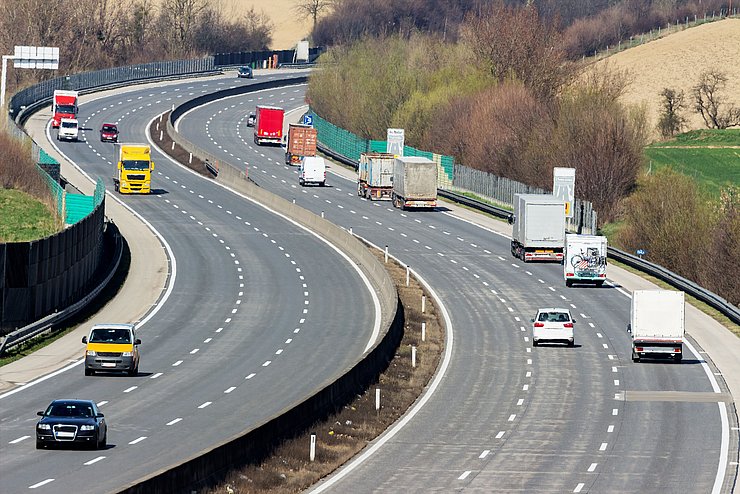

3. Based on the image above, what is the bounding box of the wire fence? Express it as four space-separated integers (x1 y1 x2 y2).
589 8 739 60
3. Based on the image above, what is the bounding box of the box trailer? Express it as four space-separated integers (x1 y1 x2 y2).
511 194 566 262
253 106 284 145
629 290 685 363
391 156 437 210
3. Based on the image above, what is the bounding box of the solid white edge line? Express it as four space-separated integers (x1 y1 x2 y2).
0 116 179 402
149 115 383 352
308 244 454 493
683 337 729 494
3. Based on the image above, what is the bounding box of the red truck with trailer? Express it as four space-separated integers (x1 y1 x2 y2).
285 123 317 164
253 106 285 145
52 90 79 128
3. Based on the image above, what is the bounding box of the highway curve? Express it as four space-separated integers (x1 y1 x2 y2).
175 84 738 493
0 72 379 493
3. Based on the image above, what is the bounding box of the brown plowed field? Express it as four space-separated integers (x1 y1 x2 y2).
596 18 740 140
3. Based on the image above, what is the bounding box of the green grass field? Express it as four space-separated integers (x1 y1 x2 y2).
644 129 740 196
649 129 740 147
0 189 60 242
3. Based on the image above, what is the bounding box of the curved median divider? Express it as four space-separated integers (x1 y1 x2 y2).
119 81 401 493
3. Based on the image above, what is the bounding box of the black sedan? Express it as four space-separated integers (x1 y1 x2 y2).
36 399 107 449
247 112 256 127
237 66 253 78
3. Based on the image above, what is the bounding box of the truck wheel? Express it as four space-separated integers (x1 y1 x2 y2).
673 354 682 363
565 280 573 287
568 339 575 347
632 351 640 363
596 281 604 287
532 339 538 347
85 367 94 376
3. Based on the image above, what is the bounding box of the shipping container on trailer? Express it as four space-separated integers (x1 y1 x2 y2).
358 152 395 200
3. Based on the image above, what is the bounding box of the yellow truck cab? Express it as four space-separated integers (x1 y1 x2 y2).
82 323 140 376
114 143 154 194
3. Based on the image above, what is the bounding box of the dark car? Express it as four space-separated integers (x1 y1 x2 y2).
237 66 253 79
246 112 256 127
36 399 107 449
100 123 119 142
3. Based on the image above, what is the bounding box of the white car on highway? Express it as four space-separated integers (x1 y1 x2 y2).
532 308 576 347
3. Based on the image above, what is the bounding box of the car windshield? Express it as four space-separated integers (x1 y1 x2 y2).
61 121 76 129
47 403 94 418
538 312 570 322
239 67 249 73
121 159 150 170
90 328 131 343
56 105 75 114
102 125 117 132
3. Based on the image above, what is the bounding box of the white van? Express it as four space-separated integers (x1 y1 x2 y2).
299 156 326 187
58 118 79 141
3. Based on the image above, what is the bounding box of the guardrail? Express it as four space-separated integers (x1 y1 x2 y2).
317 138 740 326
0 221 124 355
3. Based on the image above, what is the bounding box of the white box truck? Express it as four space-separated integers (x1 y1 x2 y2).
299 156 326 186
564 234 607 287
510 194 566 262
629 290 685 363
358 152 394 200
391 156 437 210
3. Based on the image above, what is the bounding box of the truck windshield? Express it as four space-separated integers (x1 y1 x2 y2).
55 105 76 114
122 160 150 170
90 328 131 343
61 121 76 128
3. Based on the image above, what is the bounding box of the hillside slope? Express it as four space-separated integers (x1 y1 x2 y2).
599 18 740 140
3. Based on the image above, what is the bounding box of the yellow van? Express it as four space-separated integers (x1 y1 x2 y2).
82 323 140 376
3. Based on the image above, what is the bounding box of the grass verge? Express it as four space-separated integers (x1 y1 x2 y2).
202 247 445 493
0 188 60 242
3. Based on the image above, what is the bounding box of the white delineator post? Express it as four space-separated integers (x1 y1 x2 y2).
412 346 417 368
375 388 381 412
422 322 426 342
309 432 316 461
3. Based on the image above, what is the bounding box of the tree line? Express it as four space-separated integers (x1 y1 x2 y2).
307 2 739 305
311 0 732 60
0 0 272 93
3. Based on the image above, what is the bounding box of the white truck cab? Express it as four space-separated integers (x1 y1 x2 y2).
58 118 79 141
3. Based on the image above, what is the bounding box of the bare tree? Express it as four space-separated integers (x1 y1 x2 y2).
294 0 334 30
692 69 740 129
657 87 686 138
460 1 574 102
